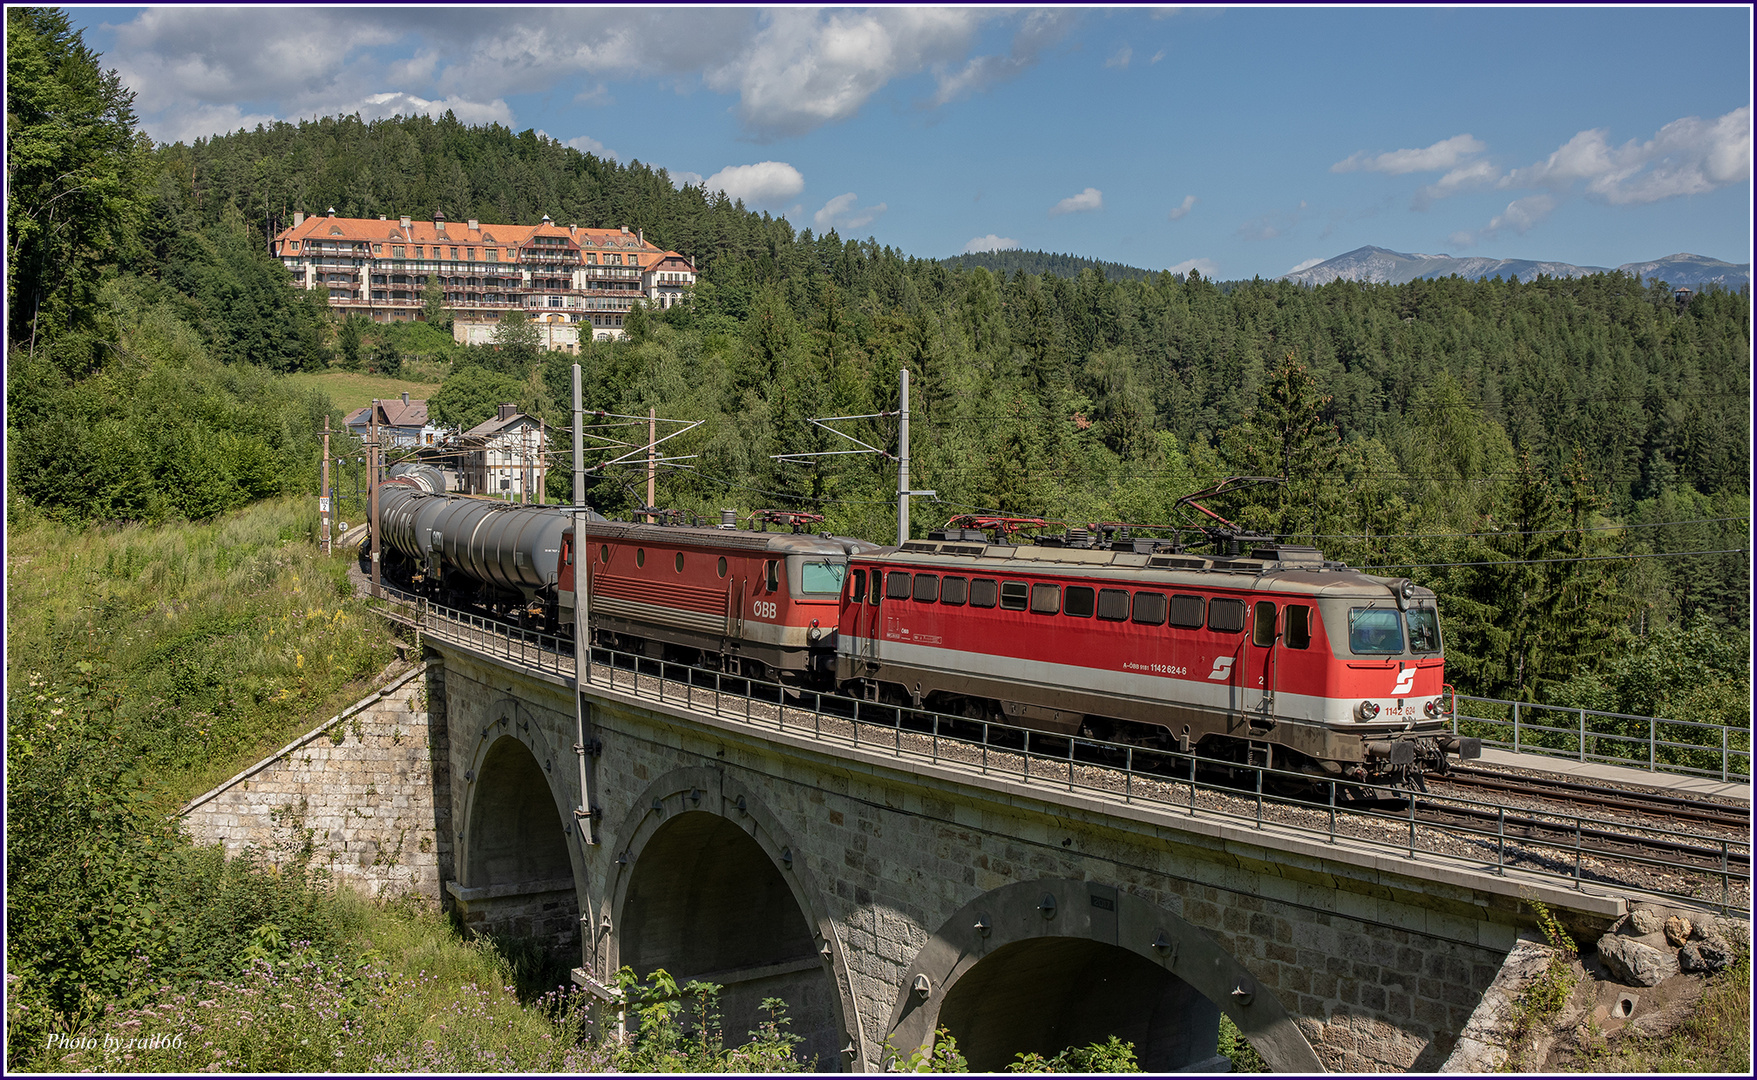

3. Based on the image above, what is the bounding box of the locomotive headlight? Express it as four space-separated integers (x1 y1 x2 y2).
1356 700 1381 720
1423 698 1444 719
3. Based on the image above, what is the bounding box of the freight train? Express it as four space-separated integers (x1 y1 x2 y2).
368 478 1478 786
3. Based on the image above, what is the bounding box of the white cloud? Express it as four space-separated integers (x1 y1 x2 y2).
104 7 1068 145
360 92 512 126
709 7 990 137
669 170 705 190
702 161 806 206
1150 50 1166 64
1412 159 1500 209
1169 258 1220 278
1049 187 1104 216
931 9 1075 107
1167 194 1197 221
813 192 888 233
566 134 617 160
963 234 1019 254
1504 107 1750 205
1287 257 1327 274
1105 47 1131 70
1487 194 1559 235
1332 134 1487 175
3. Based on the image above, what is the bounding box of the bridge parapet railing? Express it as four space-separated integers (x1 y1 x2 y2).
376 589 1751 913
1449 693 1751 783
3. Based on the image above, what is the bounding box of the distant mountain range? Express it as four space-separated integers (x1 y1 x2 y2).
1281 247 1750 288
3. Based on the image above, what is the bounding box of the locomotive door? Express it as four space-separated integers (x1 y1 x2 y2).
1242 600 1278 721
854 567 882 669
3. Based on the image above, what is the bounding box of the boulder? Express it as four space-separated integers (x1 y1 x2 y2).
1664 915 1693 948
1679 940 1732 975
1701 917 1750 950
1627 907 1666 936
1597 933 1678 987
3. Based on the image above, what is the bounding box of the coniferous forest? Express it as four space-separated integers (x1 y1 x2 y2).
11 53 1749 703
4 9 1752 1068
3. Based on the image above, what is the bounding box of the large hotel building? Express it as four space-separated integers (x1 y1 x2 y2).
270 209 696 348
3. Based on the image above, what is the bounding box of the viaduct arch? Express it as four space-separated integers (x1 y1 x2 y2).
605 767 860 1071
886 878 1323 1072
451 689 583 948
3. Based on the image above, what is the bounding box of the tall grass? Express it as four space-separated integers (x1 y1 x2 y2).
6 495 399 805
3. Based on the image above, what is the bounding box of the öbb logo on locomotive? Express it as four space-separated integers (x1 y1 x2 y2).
369 473 1479 788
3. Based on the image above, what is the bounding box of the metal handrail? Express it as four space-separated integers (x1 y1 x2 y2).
371 587 1752 912
1451 692 1750 782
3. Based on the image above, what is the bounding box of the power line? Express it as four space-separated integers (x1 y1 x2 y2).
1358 548 1748 570
1307 517 1750 541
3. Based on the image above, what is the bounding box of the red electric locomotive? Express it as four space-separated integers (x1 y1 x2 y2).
835 529 1477 786
557 512 883 681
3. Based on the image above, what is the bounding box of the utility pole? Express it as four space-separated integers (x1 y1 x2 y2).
571 361 597 847
646 406 657 522
897 368 910 545
369 400 381 597
537 417 546 505
320 417 332 555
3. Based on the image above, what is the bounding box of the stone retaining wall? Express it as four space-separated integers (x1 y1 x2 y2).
180 662 452 901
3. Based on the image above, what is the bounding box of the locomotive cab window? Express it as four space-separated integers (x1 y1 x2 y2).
799 560 845 596
1284 605 1311 649
1132 591 1166 625
849 569 866 603
1348 607 1404 655
940 576 969 606
1169 594 1205 629
970 578 998 608
912 574 939 603
1029 583 1061 615
1064 586 1095 618
764 560 780 592
868 572 881 604
886 571 913 601
1207 598 1246 634
1252 601 1277 647
999 581 1028 611
1406 605 1441 653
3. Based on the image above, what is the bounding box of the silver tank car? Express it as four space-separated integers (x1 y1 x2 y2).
377 485 604 602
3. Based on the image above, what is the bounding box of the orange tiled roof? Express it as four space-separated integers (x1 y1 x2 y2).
273 214 661 253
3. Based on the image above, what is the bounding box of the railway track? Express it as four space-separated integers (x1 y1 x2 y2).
1344 795 1752 876
1425 764 1749 831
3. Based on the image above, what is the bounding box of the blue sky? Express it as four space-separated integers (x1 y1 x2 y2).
70 5 1752 280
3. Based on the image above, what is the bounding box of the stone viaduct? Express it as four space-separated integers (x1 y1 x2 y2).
188 630 1660 1073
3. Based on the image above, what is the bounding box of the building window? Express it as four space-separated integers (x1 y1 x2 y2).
373 244 383 254
450 247 459 259
487 248 498 261
467 248 476 260
413 246 422 258
392 246 405 258
289 241 300 251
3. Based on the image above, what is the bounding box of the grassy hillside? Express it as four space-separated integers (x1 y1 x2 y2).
5 496 401 805
281 371 446 420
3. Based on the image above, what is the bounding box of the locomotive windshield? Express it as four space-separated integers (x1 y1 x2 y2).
1348 607 1404 655
1406 606 1442 652
798 559 846 596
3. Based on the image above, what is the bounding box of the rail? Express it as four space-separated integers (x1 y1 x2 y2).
372 588 1751 913
1450 693 1751 783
